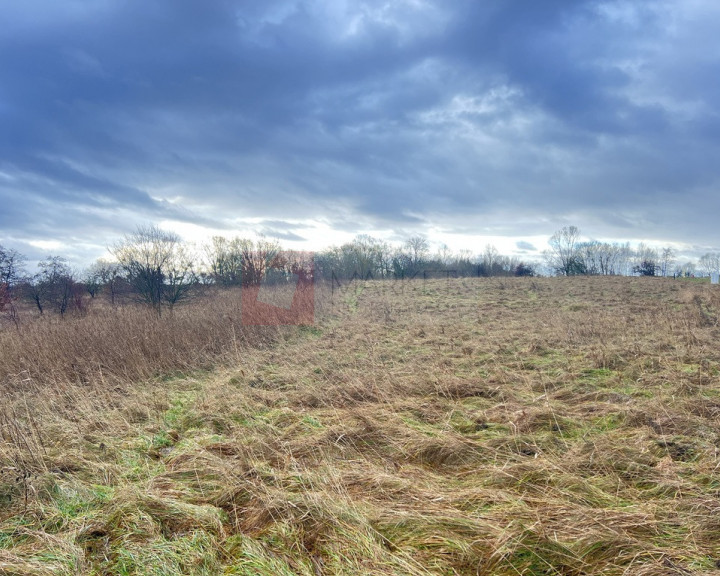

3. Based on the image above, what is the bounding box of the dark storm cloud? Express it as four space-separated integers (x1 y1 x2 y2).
1 0 719 265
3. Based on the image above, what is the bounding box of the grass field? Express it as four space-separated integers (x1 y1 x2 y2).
2 276 720 575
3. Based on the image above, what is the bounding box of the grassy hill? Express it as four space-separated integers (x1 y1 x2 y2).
2 276 720 575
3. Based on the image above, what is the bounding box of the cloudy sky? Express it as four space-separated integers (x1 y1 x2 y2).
1 0 719 266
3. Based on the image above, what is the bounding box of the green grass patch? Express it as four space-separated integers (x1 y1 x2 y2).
580 367 615 382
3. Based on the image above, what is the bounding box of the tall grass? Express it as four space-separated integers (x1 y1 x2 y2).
0 288 291 390
2 276 720 574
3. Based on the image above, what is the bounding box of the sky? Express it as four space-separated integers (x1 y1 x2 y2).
1 0 719 268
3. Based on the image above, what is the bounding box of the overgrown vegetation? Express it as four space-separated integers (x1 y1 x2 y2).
2 276 720 574
3 224 720 329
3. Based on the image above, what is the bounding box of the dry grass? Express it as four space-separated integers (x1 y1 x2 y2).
0 288 301 389
2 276 720 574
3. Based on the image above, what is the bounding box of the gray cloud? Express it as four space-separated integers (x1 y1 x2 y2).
1 0 719 266
516 241 536 252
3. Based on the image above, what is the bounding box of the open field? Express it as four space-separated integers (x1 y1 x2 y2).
2 276 720 575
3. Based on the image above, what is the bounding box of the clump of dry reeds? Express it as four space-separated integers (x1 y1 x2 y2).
0 288 288 390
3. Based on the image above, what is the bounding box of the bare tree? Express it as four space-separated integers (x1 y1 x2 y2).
0 245 25 289
315 235 394 280
27 256 78 317
546 226 582 276
660 247 676 277
405 236 429 268
163 244 200 308
111 225 198 315
204 236 286 286
699 252 720 276
436 243 453 267
344 235 378 279
481 244 500 276
86 259 123 305
238 237 282 287
0 245 26 326
204 236 243 286
373 239 394 278
596 242 625 275
455 249 476 276
615 242 633 276
82 266 102 299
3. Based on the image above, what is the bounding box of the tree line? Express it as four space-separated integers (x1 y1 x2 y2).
543 225 712 277
1 224 718 323
313 234 535 280
0 226 313 322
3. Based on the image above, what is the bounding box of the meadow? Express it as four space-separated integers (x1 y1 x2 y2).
1 276 720 575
